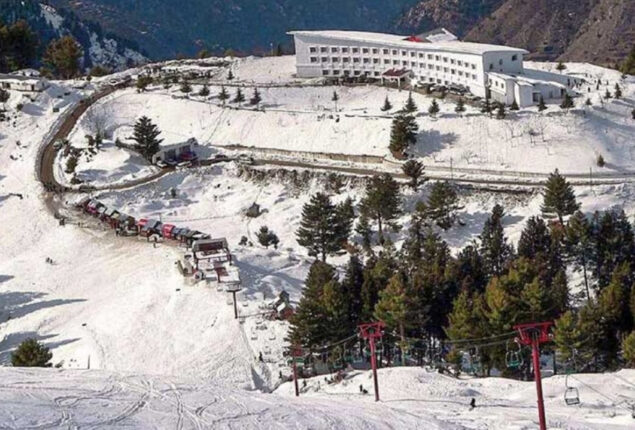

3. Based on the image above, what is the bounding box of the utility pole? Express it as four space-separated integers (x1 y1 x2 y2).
226 283 242 319
291 345 302 397
514 322 553 430
359 321 386 402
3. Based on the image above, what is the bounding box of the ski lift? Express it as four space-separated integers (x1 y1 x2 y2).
564 374 580 405
469 347 482 375
505 340 523 369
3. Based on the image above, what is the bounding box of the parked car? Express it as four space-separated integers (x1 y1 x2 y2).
237 155 255 165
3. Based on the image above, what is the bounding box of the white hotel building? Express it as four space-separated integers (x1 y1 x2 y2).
288 29 575 107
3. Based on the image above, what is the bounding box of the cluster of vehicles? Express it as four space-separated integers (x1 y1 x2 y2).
77 198 210 245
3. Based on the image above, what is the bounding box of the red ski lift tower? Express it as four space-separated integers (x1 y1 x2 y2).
358 321 386 402
514 321 553 430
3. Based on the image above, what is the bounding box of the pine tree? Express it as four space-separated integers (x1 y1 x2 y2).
374 273 410 351
380 96 392 112
510 99 519 111
620 46 635 75
428 99 440 116
227 70 234 80
541 169 580 224
359 174 402 242
180 80 192 93
556 62 566 73
623 331 635 367
136 75 153 91
11 338 52 367
560 93 574 110
43 36 81 79
418 181 463 230
233 88 245 104
554 311 585 364
296 193 350 262
481 96 492 115
520 278 551 322
537 96 547 112
565 211 593 300
518 217 551 259
614 83 622 99
0 88 9 106
341 256 365 330
495 103 506 119
199 84 210 97
249 87 262 107
218 86 229 105
404 91 417 113
454 245 488 294
389 114 418 157
479 204 513 278
401 159 426 191
604 89 612 99
361 254 396 321
454 98 466 114
65 154 78 174
355 214 373 253
132 116 163 161
257 226 279 248
590 210 635 289
585 98 592 107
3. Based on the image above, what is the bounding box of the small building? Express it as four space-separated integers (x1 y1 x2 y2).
151 138 198 166
0 73 49 92
381 68 413 87
192 238 231 264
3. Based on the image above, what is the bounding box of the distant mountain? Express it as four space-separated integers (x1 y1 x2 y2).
398 0 635 66
0 0 146 72
48 0 420 59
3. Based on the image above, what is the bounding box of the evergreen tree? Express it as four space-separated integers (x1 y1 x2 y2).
321 279 351 340
374 273 410 349
361 254 395 321
256 226 279 248
428 99 440 116
560 93 574 110
359 174 402 242
541 169 579 224
341 256 365 330
585 98 592 107
380 96 392 112
43 36 81 79
623 331 635 367
604 89 612 99
454 245 488 293
180 80 192 93
132 116 163 161
495 103 506 119
198 84 210 97
404 91 417 113
136 75 153 91
401 159 426 191
614 83 622 99
389 114 418 156
0 20 37 73
517 217 551 259
590 210 635 289
454 98 466 114
249 87 262 107
233 87 245 104
11 338 52 367
481 96 492 115
620 46 635 75
218 86 229 105
0 88 9 106
445 290 477 341
65 154 78 174
565 211 593 299
355 214 373 253
556 62 567 72
418 181 463 230
227 70 234 80
296 193 350 262
537 96 547 112
554 311 586 364
479 204 513 278
510 99 519 111
331 91 339 111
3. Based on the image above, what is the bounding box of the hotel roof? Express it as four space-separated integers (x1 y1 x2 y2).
288 30 529 56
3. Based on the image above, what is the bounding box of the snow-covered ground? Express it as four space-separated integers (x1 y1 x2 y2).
2 56 635 427
0 367 633 429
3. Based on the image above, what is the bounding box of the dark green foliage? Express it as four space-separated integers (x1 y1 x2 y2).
479 204 513 278
249 87 262 106
604 89 612 99
359 174 402 242
454 245 488 294
596 154 605 167
360 253 396 321
65 154 78 174
389 114 418 156
198 84 210 96
218 86 229 104
495 103 506 119
296 193 352 262
0 88 9 104
233 87 245 104
614 83 622 99
537 96 547 112
428 99 440 116
401 159 426 191
621 46 635 75
380 96 392 112
564 211 593 299
560 93 574 109
481 96 492 115
556 61 567 72
418 181 463 230
517 217 551 260
541 169 579 223
589 210 635 289
136 75 153 91
355 215 373 253
180 80 192 93
256 226 279 248
11 338 52 367
454 98 466 114
0 19 37 73
404 91 417 113
132 116 163 161
227 69 234 80
43 36 81 79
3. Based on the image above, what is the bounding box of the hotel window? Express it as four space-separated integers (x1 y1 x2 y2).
310 57 318 63
322 70 329 76
401 50 407 56
342 47 349 53
352 47 359 53
321 57 328 62
373 58 379 64
342 57 350 63
383 49 389 55
435 55 440 61
343 71 350 76
332 57 339 62
435 65 441 71
419 62 425 68
458 71 463 76
362 48 369 54
363 58 370 63
429 77 434 82
309 47 317 53
353 57 360 63
471 64 476 69
320 47 328 53
410 51 416 57
499 59 503 65
384 59 390 64
511 54 518 61
374 71 380 76
419 53 425 58
451 69 456 75
450 59 455 64
472 74 477 80
411 61 416 67
392 49 398 55
457 60 463 66
333 70 340 75
443 57 448 62
393 60 399 65
428 64 433 70
402 60 408 66
427 54 433 60
443 67 448 73
331 47 338 53
372 48 379 54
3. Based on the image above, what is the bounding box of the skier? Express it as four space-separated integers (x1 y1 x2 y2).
469 398 476 410
258 352 264 362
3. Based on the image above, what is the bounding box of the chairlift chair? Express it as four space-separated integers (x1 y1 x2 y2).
564 374 580 405
505 341 523 369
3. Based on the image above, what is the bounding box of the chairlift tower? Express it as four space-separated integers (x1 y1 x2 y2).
514 321 553 430
358 321 386 402
225 283 242 319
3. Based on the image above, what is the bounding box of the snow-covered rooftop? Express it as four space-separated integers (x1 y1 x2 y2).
288 30 529 56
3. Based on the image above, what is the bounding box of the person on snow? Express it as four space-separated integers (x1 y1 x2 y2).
469 398 476 409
